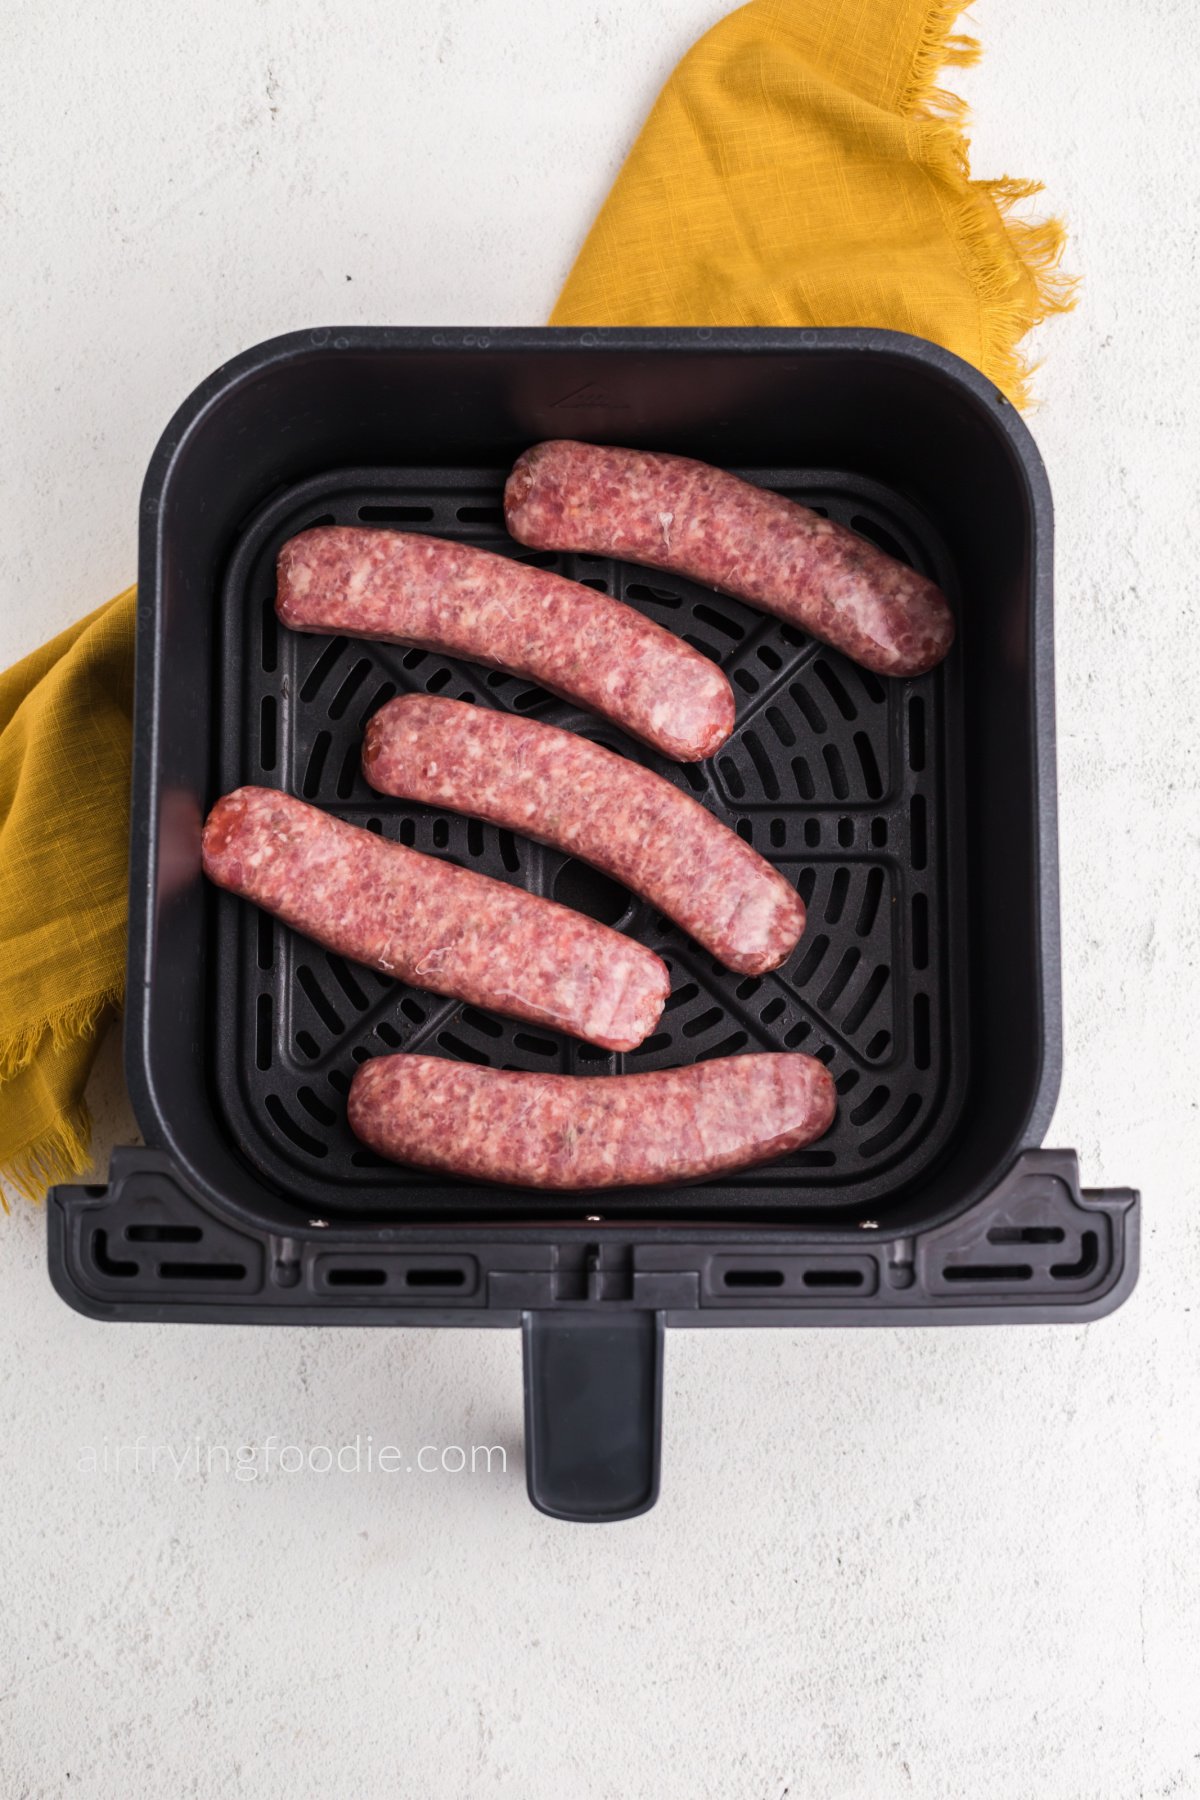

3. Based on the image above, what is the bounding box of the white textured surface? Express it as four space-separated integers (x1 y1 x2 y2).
2 1 1198 1795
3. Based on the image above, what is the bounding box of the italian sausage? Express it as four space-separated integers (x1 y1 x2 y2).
362 695 806 975
504 441 955 678
347 1052 837 1189
201 787 668 1051
276 526 735 761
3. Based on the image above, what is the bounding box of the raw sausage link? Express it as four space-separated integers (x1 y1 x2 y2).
201 787 669 1052
363 695 806 975
276 525 735 761
347 1053 837 1189
504 441 955 678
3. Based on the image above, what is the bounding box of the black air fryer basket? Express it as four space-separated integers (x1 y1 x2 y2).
49 328 1139 1520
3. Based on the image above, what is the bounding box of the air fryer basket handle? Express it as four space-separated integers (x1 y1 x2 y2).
522 1310 664 1522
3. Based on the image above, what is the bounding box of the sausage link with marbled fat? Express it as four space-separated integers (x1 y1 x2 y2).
504 441 955 678
347 1053 837 1189
276 526 735 761
201 788 668 1052
362 695 806 975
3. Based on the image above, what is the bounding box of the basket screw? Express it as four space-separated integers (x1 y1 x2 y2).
309 1218 329 1229
859 1219 879 1230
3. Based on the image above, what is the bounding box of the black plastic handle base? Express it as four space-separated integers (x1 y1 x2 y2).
522 1310 664 1522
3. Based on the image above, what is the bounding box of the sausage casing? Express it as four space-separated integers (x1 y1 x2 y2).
504 440 955 678
347 1052 837 1189
276 525 735 761
202 787 669 1051
362 695 805 975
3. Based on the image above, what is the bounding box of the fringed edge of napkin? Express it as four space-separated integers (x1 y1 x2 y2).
0 983 120 1208
0 1106 96 1208
905 0 1079 408
0 988 117 1086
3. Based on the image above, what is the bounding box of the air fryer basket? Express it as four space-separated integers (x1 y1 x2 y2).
48 329 1139 1521
214 463 966 1218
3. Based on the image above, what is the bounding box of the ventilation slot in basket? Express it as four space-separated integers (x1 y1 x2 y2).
125 1225 203 1243
92 1231 137 1278
159 1260 248 1281
943 1263 1033 1282
300 637 348 704
1050 1233 1099 1280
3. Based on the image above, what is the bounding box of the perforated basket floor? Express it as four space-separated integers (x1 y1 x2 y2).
213 466 968 1217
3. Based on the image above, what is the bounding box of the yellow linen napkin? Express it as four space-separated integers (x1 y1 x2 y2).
0 0 1072 1202
0 592 135 1200
553 0 1075 407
